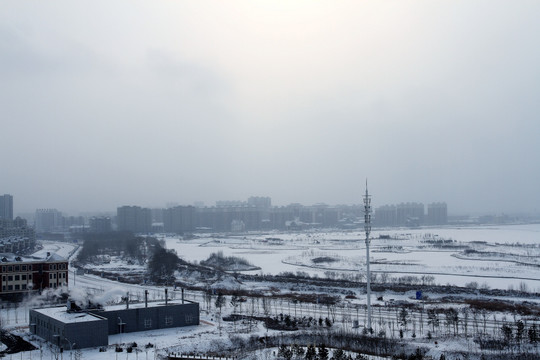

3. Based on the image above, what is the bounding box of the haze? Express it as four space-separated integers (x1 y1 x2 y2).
1 1 539 215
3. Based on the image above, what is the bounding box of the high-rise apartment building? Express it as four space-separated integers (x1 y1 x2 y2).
396 202 424 226
35 209 62 233
89 217 112 233
247 196 271 208
0 194 13 221
427 202 448 225
374 201 448 227
374 205 398 227
117 206 152 233
163 206 195 233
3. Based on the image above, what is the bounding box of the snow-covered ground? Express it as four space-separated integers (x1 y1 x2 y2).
161 224 540 292
2 224 540 359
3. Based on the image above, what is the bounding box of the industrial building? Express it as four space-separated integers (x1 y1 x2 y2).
30 306 109 349
30 293 200 349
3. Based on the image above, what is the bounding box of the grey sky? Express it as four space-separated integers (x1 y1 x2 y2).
1 1 539 215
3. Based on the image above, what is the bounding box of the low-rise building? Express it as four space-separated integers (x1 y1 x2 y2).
0 253 68 297
30 295 200 349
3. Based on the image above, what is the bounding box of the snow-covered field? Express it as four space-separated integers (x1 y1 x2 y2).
162 224 540 292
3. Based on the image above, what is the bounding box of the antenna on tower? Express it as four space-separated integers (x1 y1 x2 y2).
363 179 372 333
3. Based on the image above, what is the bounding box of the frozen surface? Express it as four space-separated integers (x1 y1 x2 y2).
162 224 540 291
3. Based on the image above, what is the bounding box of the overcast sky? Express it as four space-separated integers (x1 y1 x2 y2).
1 1 539 215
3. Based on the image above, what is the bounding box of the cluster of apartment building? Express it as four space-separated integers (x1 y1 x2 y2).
374 202 448 227
4 192 452 236
117 199 450 234
1 195 36 254
116 197 366 234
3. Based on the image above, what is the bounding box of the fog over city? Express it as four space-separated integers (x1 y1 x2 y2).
1 1 539 215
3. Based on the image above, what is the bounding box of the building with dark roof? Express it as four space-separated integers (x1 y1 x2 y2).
30 294 200 349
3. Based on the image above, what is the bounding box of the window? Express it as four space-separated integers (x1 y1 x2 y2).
144 319 152 329
14 275 19 281
7 266 12 272
2 286 5 291
185 314 194 324
22 265 27 271
14 265 19 271
22 284 26 290
49 274 53 279
22 275 26 280
8 275 12 281
165 316 173 326
2 266 5 272
1 276 4 282
8 285 12 291
14 285 19 290
29 274 32 280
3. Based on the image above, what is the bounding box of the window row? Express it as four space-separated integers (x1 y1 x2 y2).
2 274 32 282
49 272 67 280
2 265 29 272
2 284 28 291
142 314 195 329
1 263 67 273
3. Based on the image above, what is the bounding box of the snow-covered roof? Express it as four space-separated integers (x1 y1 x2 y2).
32 306 104 323
0 252 66 263
46 253 66 262
103 300 193 312
0 253 35 263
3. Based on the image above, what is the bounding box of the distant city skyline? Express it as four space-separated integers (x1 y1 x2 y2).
4 191 539 220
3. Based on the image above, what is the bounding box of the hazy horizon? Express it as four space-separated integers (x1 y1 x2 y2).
2 1 539 216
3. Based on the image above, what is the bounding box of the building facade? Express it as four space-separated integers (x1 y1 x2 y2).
117 206 152 233
89 216 112 233
375 202 447 227
30 307 108 349
163 206 195 233
427 202 448 225
0 194 13 221
0 253 68 296
0 216 36 253
35 209 62 233
30 299 200 349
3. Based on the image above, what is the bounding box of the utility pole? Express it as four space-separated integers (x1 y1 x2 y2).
364 180 372 333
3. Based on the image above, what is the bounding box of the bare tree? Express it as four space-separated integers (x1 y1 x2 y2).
215 293 226 336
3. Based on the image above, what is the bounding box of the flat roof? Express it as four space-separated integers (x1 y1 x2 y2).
103 300 190 312
32 307 104 323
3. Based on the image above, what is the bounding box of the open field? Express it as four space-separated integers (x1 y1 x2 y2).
160 224 540 292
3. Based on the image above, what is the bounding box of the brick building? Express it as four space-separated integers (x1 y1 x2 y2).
0 253 68 296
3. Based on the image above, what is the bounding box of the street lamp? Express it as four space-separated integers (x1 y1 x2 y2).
62 338 76 360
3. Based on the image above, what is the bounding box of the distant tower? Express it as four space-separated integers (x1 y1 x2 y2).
363 180 372 332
